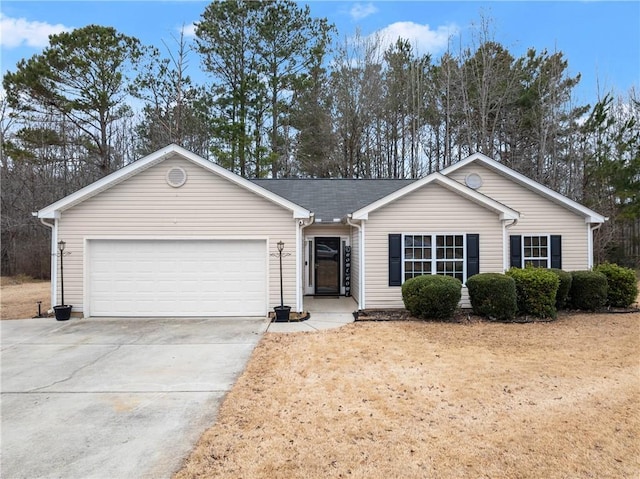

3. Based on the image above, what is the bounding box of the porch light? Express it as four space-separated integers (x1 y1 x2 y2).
277 241 284 253
58 240 66 253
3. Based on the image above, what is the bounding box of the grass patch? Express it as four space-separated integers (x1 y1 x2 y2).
1 277 50 319
175 312 639 479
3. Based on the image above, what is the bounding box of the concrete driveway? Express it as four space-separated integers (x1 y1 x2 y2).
1 316 268 479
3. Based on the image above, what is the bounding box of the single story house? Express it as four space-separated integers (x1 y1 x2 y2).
37 144 606 317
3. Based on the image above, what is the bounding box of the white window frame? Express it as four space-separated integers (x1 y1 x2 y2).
402 233 466 283
522 234 550 268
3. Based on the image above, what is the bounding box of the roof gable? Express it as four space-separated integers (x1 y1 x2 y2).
440 153 606 223
37 144 311 219
351 172 519 221
251 178 414 222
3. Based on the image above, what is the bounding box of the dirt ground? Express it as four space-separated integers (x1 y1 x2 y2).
1 277 51 320
176 313 640 479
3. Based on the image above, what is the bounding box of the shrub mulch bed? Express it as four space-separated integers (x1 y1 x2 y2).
356 305 640 323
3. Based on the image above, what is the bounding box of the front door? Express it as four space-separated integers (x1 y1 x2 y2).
314 237 340 295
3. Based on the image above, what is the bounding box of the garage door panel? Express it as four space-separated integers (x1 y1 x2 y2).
89 240 267 317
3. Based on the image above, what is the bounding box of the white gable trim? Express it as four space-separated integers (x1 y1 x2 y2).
37 144 311 219
440 153 606 224
351 172 519 221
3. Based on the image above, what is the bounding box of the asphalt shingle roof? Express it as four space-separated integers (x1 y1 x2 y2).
250 179 416 221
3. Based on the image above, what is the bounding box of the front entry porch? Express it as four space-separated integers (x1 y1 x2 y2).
267 296 357 333
304 232 352 297
304 295 358 314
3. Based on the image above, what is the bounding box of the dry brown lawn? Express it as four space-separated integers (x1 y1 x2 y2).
1 276 51 319
176 313 640 479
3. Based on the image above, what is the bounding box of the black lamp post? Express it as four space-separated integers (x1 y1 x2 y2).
58 240 66 306
277 241 285 308
53 240 72 321
272 241 291 322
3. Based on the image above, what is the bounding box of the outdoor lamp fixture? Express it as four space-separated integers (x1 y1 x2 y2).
57 240 66 306
272 241 291 321
54 239 72 320
277 241 285 307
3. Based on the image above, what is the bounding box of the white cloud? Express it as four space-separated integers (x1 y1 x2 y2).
0 13 71 48
373 21 459 55
350 3 379 21
180 23 197 38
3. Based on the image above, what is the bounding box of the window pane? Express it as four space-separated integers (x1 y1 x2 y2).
523 235 549 267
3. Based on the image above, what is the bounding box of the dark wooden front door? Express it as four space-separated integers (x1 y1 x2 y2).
314 237 340 295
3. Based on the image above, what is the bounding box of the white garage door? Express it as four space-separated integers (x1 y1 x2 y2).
88 239 267 317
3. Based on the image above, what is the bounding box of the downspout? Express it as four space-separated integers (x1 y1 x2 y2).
297 213 314 312
588 222 604 269
36 214 57 310
346 214 365 310
502 218 518 271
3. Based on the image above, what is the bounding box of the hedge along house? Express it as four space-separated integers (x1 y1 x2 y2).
37 144 606 318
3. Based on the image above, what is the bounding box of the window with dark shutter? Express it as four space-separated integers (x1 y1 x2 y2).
550 235 562 269
466 234 479 279
510 235 522 268
389 234 402 286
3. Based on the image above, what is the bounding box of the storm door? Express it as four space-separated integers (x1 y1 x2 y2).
314 237 340 295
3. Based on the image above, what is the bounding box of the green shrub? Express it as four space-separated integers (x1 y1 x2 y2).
569 270 608 311
506 267 560 318
550 268 572 309
466 273 517 321
593 263 637 308
401 274 462 320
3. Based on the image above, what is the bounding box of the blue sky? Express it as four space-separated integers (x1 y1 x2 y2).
1 1 638 106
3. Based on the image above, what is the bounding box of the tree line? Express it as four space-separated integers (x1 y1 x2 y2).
2 0 638 278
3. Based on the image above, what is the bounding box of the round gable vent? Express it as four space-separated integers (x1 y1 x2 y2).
465 173 483 189
166 167 187 188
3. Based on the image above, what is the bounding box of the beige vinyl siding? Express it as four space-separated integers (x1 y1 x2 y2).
350 225 360 307
304 224 350 237
449 164 589 270
56 156 298 314
364 183 504 309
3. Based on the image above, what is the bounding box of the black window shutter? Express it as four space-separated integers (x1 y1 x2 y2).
389 234 402 286
550 235 562 269
466 234 480 280
510 235 522 268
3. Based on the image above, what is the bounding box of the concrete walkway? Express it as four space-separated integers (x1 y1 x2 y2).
267 296 356 333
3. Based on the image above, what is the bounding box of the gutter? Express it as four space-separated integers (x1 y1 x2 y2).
35 213 57 310
297 213 315 312
502 218 518 271
588 221 604 269
345 214 365 310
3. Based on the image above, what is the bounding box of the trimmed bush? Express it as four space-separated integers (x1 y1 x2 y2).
569 270 608 311
550 268 572 309
506 267 560 318
593 263 637 308
401 274 462 320
466 273 517 321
